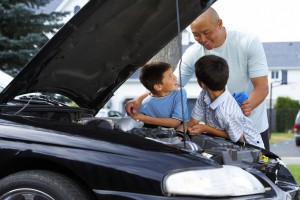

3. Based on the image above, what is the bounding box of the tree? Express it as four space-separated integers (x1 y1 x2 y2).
0 0 68 76
150 36 181 68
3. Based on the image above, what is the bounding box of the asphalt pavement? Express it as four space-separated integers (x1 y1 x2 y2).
270 137 300 164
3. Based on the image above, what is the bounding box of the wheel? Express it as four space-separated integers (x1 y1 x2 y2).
296 139 300 146
0 170 93 200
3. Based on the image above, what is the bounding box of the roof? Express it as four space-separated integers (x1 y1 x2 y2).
263 42 300 69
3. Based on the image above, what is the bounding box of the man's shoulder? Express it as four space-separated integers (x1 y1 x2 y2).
227 28 259 41
185 42 203 52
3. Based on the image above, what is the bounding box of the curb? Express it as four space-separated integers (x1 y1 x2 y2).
280 157 300 165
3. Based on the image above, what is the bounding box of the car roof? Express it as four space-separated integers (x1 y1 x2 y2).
0 0 216 113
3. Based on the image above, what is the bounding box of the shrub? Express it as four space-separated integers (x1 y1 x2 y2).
274 97 300 132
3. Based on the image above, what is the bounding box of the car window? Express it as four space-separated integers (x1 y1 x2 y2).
13 92 77 107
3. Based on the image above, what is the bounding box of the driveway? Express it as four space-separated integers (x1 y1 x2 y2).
270 138 300 164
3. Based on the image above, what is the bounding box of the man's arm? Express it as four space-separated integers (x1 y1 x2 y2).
132 113 181 128
241 76 269 116
173 43 200 86
125 92 149 116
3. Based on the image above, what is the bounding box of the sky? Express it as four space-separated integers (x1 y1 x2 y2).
211 0 300 43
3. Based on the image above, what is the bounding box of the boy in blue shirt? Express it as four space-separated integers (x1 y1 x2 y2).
181 55 264 148
131 61 189 128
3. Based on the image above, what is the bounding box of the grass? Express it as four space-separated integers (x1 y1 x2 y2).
287 165 300 185
269 132 300 185
269 132 294 145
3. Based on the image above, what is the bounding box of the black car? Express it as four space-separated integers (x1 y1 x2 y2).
294 110 300 146
0 0 299 199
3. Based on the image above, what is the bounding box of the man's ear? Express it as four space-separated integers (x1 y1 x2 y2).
218 19 223 29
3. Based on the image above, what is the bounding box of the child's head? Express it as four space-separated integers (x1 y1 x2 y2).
139 61 178 95
194 55 229 91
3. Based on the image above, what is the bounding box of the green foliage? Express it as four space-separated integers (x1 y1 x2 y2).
274 97 300 108
0 0 68 76
287 165 300 185
274 97 300 132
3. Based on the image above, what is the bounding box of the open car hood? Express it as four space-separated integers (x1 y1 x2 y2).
0 0 215 111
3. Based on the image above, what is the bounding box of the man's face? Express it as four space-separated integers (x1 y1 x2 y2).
191 19 223 50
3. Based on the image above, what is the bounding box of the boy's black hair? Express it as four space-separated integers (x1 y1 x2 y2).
139 61 172 94
194 55 229 91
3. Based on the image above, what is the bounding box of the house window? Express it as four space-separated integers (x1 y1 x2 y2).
281 70 288 84
271 70 279 79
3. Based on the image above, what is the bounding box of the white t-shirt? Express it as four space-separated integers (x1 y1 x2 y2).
174 28 269 133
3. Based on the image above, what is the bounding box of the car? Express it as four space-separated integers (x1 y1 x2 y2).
0 0 299 199
294 110 300 146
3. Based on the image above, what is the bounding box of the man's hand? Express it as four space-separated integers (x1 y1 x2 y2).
244 75 268 117
240 99 253 117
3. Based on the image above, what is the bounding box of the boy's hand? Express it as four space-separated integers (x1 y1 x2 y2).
125 99 140 116
131 113 145 121
176 124 184 132
125 93 149 116
188 124 206 135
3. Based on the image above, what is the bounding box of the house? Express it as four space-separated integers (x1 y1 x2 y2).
265 42 300 107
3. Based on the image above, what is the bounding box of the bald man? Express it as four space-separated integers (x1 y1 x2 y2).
126 8 270 150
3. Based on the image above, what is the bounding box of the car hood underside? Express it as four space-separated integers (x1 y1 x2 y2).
0 0 212 112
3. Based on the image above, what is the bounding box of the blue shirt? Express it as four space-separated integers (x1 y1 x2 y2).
138 88 189 122
191 89 264 148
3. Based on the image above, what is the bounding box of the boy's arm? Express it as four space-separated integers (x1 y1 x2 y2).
189 124 244 142
177 117 200 132
189 124 229 138
132 113 181 128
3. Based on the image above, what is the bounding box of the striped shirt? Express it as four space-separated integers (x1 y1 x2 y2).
191 89 264 148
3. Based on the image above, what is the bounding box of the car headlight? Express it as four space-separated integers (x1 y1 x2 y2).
162 165 265 197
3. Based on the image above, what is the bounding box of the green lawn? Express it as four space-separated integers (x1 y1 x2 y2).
269 132 299 185
269 132 294 145
287 165 300 185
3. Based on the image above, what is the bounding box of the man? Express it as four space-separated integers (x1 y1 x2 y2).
126 8 270 150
